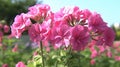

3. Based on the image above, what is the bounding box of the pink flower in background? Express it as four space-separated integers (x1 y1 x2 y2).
42 40 49 47
42 40 50 52
0 31 3 43
88 12 107 33
106 51 112 58
3 25 10 33
0 23 3 29
89 46 98 58
12 45 18 52
33 51 38 56
16 62 26 67
113 42 120 48
0 31 3 37
114 56 120 61
2 64 8 67
46 47 50 52
70 25 90 51
116 48 120 52
90 59 95 65
88 40 96 48
0 43 2 47
98 46 105 54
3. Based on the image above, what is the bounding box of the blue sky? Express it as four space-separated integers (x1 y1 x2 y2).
38 0 120 26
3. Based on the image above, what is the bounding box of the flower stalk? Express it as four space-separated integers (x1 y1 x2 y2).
40 41 45 67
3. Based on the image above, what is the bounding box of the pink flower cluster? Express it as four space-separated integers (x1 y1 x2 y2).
88 41 120 65
11 4 115 51
0 23 10 43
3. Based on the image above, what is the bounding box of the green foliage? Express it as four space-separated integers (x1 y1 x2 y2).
0 0 36 25
0 36 34 67
111 24 120 40
1 36 120 67
116 31 120 40
25 46 120 67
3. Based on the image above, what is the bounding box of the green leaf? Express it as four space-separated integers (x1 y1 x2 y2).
27 61 35 67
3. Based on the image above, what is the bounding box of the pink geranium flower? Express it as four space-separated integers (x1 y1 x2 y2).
106 51 112 58
90 59 95 65
10 4 115 56
10 26 23 38
113 42 120 48
88 12 107 33
16 62 26 67
11 13 31 38
70 25 90 51
12 45 18 52
28 23 43 42
50 24 71 48
96 27 115 46
12 13 31 30
89 46 98 58
0 23 3 29
103 27 115 46
28 20 50 42
28 4 50 21
33 51 38 56
114 56 120 61
2 64 8 67
3 25 10 33
60 6 80 15
98 46 105 54
54 6 81 25
81 9 91 19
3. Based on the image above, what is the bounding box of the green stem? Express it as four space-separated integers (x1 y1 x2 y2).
55 61 58 67
40 41 45 67
1 44 5 59
66 45 72 67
